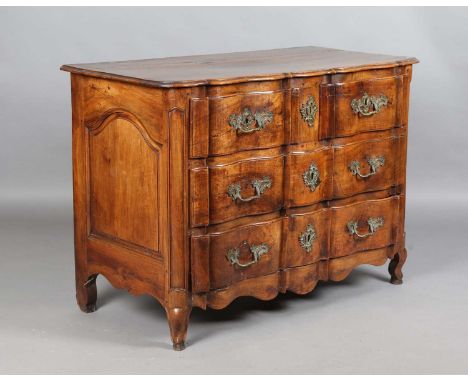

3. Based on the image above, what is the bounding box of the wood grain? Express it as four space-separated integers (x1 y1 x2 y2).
333 134 404 198
280 261 328 295
190 132 406 227
334 75 404 137
207 273 280 310
285 145 333 207
207 148 284 224
64 47 416 350
208 89 286 156
61 46 417 88
329 247 393 282
192 218 282 290
330 196 400 258
284 208 330 268
88 115 161 254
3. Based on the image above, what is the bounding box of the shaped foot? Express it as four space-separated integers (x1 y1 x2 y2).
166 306 191 351
77 274 98 313
389 249 407 285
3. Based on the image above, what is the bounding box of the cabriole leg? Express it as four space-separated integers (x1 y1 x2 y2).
388 248 407 285
166 306 191 351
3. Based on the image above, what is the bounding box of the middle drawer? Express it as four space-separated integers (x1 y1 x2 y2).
205 148 284 225
191 134 404 226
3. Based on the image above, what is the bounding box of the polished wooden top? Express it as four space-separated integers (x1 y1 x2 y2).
61 46 418 88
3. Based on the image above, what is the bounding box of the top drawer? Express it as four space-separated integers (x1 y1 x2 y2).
332 75 404 137
191 90 287 157
190 74 407 156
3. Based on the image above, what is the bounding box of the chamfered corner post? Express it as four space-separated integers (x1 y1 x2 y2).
165 91 194 351
71 74 98 313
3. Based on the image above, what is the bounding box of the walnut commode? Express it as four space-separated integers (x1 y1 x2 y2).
61 46 418 350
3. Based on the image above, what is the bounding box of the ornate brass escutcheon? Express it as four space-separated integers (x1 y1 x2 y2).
303 162 320 191
228 107 274 134
351 93 388 116
227 176 272 202
349 156 385 179
300 96 318 127
299 224 317 253
347 217 384 239
226 241 270 268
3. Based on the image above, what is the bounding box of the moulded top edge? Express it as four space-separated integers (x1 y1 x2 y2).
60 46 419 89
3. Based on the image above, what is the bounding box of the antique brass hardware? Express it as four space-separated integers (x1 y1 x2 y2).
228 107 273 134
347 217 384 239
303 163 320 191
300 96 318 127
349 156 385 179
351 93 388 116
227 176 272 202
299 224 317 253
226 241 270 268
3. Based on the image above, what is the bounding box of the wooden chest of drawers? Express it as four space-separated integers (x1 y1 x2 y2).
61 46 418 350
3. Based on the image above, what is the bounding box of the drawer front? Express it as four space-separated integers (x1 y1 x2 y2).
285 146 333 207
290 76 325 144
209 152 284 224
285 208 329 268
334 76 403 137
193 218 282 290
208 90 286 156
330 196 400 258
333 135 402 198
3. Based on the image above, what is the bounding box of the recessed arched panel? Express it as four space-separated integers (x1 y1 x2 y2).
88 113 161 255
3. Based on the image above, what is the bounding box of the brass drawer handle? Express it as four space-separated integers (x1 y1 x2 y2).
300 96 318 127
347 217 384 239
228 108 273 134
349 156 385 178
299 224 317 253
226 241 270 268
227 176 272 202
351 93 388 116
303 162 320 191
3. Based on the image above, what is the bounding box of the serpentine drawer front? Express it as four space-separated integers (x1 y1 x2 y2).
203 148 284 225
329 196 400 258
62 46 417 351
200 89 287 156
333 75 404 137
192 218 282 290
333 134 404 198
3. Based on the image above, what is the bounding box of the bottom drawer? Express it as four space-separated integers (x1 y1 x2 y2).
191 196 401 293
330 196 400 258
191 218 282 291
284 208 329 268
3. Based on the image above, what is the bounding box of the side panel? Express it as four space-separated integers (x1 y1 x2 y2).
72 75 168 303
88 116 161 254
